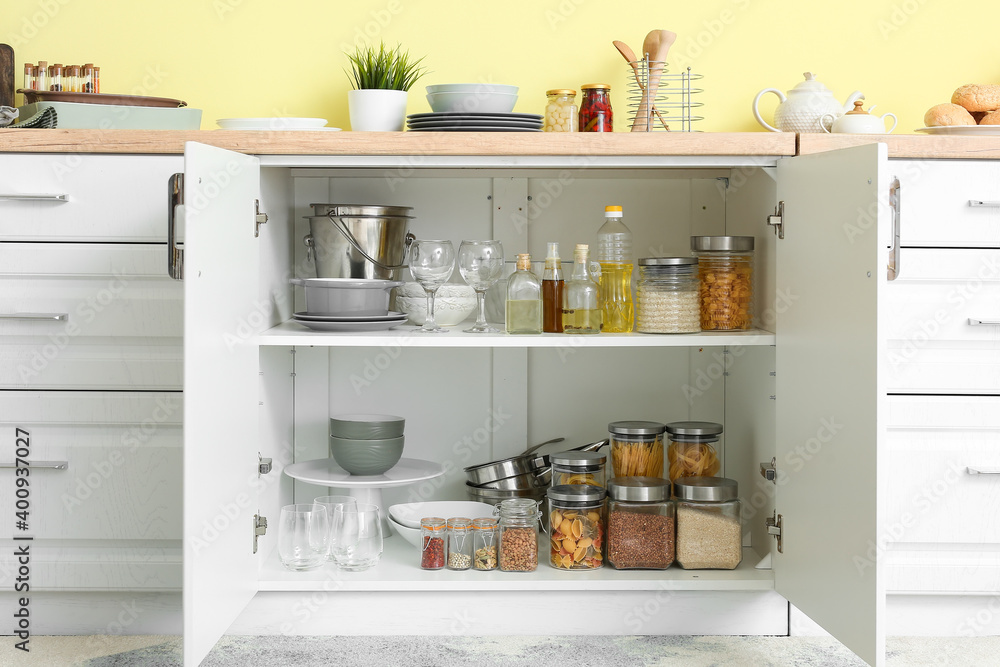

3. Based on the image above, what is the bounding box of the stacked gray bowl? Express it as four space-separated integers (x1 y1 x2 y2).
329 414 405 476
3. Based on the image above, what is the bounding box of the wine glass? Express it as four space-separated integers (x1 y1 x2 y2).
458 240 504 333
408 239 455 333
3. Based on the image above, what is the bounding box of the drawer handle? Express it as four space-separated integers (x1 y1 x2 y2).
0 460 68 470
0 193 69 202
167 173 184 281
967 467 1000 475
968 318 1000 326
968 200 1000 207
888 177 901 281
0 312 69 322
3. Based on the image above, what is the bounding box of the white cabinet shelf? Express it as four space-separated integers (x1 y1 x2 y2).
258 535 772 593
259 321 776 347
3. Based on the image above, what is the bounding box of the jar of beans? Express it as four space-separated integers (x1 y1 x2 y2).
547 484 606 570
666 421 723 480
419 517 447 570
691 236 755 331
606 476 674 570
636 257 701 334
471 517 498 570
550 450 606 488
579 83 612 132
447 517 474 571
674 476 743 570
544 89 577 132
497 498 541 572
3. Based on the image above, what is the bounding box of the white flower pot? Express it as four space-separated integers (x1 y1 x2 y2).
348 89 408 131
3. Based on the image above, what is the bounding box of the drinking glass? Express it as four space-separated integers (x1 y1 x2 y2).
277 504 329 571
313 495 357 562
331 502 384 572
458 240 504 333
408 239 455 333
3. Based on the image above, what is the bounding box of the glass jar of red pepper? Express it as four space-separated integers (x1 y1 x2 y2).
579 83 613 132
420 517 447 569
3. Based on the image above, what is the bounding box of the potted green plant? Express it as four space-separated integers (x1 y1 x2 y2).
345 42 428 131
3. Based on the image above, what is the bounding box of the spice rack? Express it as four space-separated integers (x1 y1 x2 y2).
627 60 704 132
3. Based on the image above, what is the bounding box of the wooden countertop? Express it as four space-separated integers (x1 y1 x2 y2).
0 130 794 156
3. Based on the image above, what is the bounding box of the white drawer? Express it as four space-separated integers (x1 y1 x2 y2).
0 391 182 541
896 160 1000 248
0 154 181 242
0 243 182 389
886 396 1000 545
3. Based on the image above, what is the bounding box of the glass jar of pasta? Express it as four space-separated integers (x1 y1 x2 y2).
547 484 606 570
666 421 722 480
550 450 606 488
691 236 755 331
608 420 665 478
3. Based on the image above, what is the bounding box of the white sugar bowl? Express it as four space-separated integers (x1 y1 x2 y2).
821 101 898 134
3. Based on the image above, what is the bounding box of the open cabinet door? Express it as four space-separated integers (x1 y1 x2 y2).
774 143 889 666
182 142 262 665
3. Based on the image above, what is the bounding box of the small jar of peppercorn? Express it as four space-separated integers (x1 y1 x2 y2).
580 83 613 132
419 517 447 570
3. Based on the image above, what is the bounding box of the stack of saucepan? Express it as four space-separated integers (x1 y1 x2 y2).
464 437 608 527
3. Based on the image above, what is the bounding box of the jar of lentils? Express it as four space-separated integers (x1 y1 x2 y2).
497 498 540 572
691 236 755 331
547 485 606 570
636 257 701 334
544 89 577 132
606 476 674 570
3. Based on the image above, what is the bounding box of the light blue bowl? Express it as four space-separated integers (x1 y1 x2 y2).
329 435 404 476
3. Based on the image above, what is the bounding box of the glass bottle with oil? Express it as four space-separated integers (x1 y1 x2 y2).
562 244 601 334
506 253 542 334
596 205 634 332
542 242 564 333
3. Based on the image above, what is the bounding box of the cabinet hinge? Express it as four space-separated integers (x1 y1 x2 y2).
759 457 776 483
767 201 784 239
766 511 783 553
254 199 269 238
253 513 268 554
258 452 272 476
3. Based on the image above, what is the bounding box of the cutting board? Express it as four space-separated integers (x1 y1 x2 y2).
0 44 13 108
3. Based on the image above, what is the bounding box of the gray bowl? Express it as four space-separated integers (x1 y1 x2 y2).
330 414 405 440
330 435 404 476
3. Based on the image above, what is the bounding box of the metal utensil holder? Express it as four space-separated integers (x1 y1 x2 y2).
627 59 704 132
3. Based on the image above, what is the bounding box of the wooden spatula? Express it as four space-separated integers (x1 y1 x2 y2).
635 30 677 132
613 40 668 131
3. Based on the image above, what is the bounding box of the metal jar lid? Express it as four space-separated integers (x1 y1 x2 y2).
310 203 414 218
546 89 577 96
674 476 738 502
638 257 699 267
665 421 724 443
608 476 671 502
547 484 607 503
608 420 666 436
690 236 755 252
550 451 607 467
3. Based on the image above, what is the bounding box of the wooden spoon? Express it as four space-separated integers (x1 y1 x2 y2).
636 30 677 132
613 40 668 131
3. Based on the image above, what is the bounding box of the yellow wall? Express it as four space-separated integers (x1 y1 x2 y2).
3 0 997 132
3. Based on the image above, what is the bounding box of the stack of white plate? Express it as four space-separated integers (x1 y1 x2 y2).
216 117 341 131
406 112 543 132
291 311 407 332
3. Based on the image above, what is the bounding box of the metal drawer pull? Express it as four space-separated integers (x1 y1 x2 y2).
0 460 68 470
0 312 68 321
968 200 1000 207
167 173 184 281
0 193 69 202
967 467 1000 475
968 319 1000 326
888 178 901 281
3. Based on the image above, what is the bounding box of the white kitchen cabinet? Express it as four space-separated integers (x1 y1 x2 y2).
178 140 892 667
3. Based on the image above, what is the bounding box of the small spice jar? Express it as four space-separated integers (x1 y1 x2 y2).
636 258 701 334
691 236 755 331
550 450 606 488
447 517 474 571
674 477 743 570
548 484 606 570
419 517 447 570
607 476 675 570
580 83 613 132
498 498 541 572
544 89 578 132
666 421 723 480
608 420 666 478
472 517 498 570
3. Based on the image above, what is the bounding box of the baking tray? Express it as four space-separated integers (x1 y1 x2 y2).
16 101 201 129
17 89 187 107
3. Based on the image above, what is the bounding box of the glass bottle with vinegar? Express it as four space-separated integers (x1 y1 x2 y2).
562 244 601 334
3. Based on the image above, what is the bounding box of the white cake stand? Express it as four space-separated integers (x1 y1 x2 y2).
283 457 446 537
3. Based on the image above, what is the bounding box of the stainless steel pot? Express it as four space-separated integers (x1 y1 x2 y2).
463 438 608 487
470 467 551 491
304 204 415 280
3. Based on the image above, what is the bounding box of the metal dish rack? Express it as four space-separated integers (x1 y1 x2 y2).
627 60 703 132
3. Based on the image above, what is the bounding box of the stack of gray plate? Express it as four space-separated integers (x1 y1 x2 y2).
406 112 543 132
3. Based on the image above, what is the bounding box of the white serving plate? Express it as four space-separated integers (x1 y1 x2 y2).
291 316 406 332
388 500 497 529
915 126 1000 136
216 117 330 130
293 311 405 322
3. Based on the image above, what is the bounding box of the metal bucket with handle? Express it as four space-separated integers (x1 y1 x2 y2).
304 204 415 280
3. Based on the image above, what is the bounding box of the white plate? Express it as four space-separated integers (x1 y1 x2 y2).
293 311 405 322
388 501 497 529
284 457 445 487
216 117 332 130
291 317 405 332
915 126 1000 136
408 126 543 133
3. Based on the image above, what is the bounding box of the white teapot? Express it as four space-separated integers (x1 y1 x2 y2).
821 101 897 134
752 72 864 133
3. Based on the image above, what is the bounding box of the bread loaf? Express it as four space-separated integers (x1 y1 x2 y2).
979 110 1000 125
924 103 977 127
952 84 1000 112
